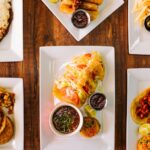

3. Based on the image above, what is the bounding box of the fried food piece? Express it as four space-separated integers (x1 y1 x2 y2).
80 117 100 138
0 87 15 114
85 0 103 5
59 0 81 13
61 0 74 5
87 10 99 20
0 109 6 135
80 2 98 11
137 135 150 150
0 0 12 41
60 4 75 14
0 117 14 144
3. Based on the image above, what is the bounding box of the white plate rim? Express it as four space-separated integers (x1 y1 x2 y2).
128 0 150 55
126 68 150 150
0 78 24 150
0 0 23 62
41 0 124 41
39 46 115 150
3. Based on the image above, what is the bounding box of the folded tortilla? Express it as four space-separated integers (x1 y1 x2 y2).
53 51 105 107
130 87 150 125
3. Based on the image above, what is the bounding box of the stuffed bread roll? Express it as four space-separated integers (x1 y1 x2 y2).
53 51 105 107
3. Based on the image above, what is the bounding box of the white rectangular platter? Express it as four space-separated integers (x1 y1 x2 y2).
0 78 24 150
42 0 124 41
0 0 23 62
127 69 150 150
40 46 115 150
128 0 150 55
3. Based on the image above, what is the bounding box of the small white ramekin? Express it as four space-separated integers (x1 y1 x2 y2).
49 103 83 136
71 9 91 28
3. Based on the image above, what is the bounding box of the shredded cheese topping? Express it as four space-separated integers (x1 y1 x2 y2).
0 0 11 36
133 0 150 24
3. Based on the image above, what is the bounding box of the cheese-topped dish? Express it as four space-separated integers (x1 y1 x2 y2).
0 87 15 144
130 87 150 125
53 51 105 107
80 117 100 138
137 135 150 150
0 0 12 41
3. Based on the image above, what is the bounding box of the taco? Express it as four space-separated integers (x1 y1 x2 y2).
53 51 105 108
130 87 150 125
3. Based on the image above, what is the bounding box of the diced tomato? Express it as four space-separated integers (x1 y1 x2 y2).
83 85 89 94
77 64 87 69
84 53 92 57
67 75 76 81
60 87 80 105
147 118 150 123
91 72 96 80
148 96 150 103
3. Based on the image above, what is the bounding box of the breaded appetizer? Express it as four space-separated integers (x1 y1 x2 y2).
0 117 14 144
80 117 100 138
137 135 150 150
59 0 103 20
0 87 15 114
0 109 6 135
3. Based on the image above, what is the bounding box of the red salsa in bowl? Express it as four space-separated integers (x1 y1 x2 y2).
50 103 83 136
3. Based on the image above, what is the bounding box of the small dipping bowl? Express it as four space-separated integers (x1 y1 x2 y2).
49 103 83 136
71 9 91 28
145 15 150 32
89 93 107 111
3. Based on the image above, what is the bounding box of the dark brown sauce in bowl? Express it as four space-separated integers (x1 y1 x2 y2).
89 93 107 111
145 15 150 32
52 105 80 134
71 9 90 28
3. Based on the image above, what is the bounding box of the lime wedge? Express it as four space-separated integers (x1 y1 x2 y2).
84 104 96 117
139 124 150 136
49 0 58 3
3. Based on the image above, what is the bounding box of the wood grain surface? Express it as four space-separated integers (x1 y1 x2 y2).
1 0 150 149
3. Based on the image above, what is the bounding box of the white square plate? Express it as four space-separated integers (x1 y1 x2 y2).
0 0 23 62
127 69 150 150
0 78 24 150
40 46 115 150
128 1 150 55
42 0 124 41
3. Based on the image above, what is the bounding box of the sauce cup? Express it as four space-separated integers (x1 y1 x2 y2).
89 93 107 111
71 9 91 28
49 103 83 136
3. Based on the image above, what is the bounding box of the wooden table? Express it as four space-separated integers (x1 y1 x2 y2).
2 0 150 149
